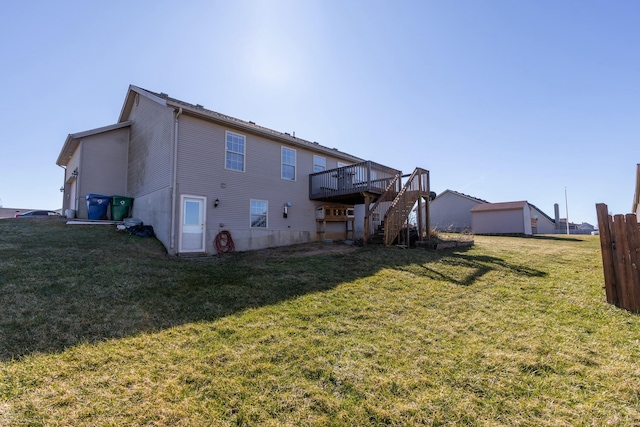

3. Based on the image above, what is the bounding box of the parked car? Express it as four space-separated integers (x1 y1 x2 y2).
15 210 61 218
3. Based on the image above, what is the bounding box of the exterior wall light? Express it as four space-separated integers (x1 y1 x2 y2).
214 198 219 208
283 202 292 218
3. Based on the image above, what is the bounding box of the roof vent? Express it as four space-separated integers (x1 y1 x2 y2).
249 121 255 124
159 92 169 98
284 132 290 135
195 104 204 109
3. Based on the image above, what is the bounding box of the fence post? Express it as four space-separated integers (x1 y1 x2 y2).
625 214 640 311
596 203 617 305
613 214 634 310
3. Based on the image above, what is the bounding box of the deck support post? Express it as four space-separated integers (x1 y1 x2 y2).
364 194 373 247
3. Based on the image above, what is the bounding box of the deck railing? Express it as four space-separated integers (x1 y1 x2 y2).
309 161 401 201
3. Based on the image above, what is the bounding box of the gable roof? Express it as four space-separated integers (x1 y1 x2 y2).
119 85 364 164
435 189 489 204
470 201 528 212
56 121 133 167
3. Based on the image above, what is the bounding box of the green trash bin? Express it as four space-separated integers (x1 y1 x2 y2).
111 196 134 221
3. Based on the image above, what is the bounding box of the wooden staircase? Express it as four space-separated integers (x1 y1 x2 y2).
366 168 431 247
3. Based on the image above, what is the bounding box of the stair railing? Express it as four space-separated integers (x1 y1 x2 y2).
383 168 430 247
365 173 402 240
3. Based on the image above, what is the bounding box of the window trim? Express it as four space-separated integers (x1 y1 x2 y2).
250 199 268 228
281 146 297 181
313 155 326 173
225 131 246 172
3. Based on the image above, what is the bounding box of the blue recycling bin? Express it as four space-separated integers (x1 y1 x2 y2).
86 194 111 220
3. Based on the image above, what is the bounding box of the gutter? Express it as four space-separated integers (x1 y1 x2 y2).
170 107 183 250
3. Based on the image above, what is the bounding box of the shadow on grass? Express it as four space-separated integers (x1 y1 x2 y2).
530 235 586 242
399 254 546 286
0 220 546 360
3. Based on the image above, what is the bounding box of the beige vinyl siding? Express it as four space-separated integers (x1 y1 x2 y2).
430 192 485 232
176 115 353 252
530 206 556 234
127 93 173 198
69 128 129 219
121 93 175 252
472 208 527 235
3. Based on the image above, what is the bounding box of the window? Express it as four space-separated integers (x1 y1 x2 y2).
225 131 245 172
337 162 349 168
281 147 296 180
184 200 200 225
250 200 268 228
313 155 326 172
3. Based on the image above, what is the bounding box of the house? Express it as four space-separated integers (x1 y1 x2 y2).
428 189 488 232
57 85 430 255
471 201 532 236
427 190 557 235
577 222 596 234
470 201 557 236
528 203 557 234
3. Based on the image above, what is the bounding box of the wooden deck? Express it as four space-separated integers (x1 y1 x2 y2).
309 161 401 204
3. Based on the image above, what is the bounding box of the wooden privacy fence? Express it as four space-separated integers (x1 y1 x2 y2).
596 203 640 312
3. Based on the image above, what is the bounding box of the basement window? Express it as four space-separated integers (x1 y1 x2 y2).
250 199 268 228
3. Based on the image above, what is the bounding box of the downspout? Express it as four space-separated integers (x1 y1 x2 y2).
58 165 67 211
170 107 183 250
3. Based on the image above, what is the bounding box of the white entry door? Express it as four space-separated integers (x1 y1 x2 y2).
180 195 206 253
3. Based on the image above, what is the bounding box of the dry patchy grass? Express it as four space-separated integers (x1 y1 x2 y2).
1 220 639 426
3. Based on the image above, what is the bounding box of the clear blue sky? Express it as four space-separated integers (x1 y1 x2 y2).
1 0 638 227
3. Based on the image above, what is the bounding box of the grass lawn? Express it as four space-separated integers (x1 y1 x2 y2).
1 219 639 426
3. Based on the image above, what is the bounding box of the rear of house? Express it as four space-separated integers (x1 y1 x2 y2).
58 85 404 255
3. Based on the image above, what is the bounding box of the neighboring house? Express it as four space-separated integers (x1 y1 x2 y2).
528 203 556 234
428 190 488 232
555 219 596 235
57 85 428 255
577 222 596 234
471 201 556 236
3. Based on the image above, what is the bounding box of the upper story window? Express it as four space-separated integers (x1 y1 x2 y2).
313 155 326 172
281 147 296 180
225 131 245 172
250 199 268 228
